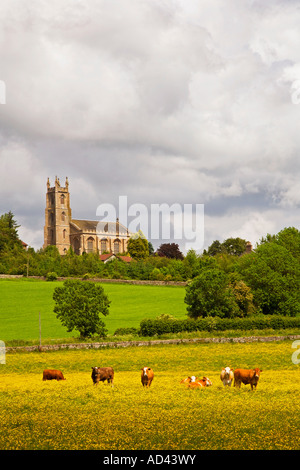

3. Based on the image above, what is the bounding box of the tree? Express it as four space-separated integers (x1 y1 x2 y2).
156 243 184 260
206 237 247 257
184 267 239 319
237 242 300 316
0 211 21 252
127 231 149 260
222 237 247 256
274 227 300 261
53 280 110 338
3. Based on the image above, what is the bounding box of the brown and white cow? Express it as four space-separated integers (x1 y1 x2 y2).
91 366 114 386
43 369 66 381
141 367 154 388
234 368 262 390
180 376 199 384
187 377 212 388
220 367 234 387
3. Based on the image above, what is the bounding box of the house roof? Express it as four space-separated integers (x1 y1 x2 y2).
99 253 133 263
99 253 116 261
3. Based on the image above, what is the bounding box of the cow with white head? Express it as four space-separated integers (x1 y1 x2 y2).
141 367 154 388
220 367 234 387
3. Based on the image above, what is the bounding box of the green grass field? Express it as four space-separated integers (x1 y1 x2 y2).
0 278 186 342
0 341 299 450
1 278 300 451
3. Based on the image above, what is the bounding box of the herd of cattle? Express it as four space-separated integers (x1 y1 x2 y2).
42 365 262 391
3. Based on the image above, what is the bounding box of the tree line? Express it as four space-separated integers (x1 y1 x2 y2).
1 212 300 320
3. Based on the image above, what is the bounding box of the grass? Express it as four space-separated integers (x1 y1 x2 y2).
0 340 300 450
0 278 186 342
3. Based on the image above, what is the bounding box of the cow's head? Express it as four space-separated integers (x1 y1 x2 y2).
253 368 262 378
141 367 152 376
223 367 232 379
203 377 212 386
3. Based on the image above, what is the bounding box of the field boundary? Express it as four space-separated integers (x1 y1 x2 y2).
6 334 300 353
0 274 187 286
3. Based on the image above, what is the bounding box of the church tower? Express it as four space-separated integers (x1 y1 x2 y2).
43 176 72 255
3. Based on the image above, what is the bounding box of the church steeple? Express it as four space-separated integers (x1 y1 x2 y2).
43 177 72 255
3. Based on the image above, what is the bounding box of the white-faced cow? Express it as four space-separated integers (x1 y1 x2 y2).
180 376 198 384
234 368 262 390
187 377 212 388
141 367 154 388
220 367 234 387
91 367 114 386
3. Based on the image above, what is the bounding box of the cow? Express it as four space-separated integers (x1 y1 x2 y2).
43 369 66 381
187 377 212 388
141 367 154 388
180 376 199 384
91 367 114 386
220 367 234 387
234 368 262 390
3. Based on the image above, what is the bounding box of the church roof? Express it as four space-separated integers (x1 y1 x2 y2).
70 219 129 236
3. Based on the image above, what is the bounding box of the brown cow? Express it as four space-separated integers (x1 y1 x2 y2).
43 369 66 381
187 377 212 388
141 367 154 388
91 367 114 386
234 368 262 390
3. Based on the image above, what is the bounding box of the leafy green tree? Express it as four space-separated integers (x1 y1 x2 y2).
127 231 149 260
274 227 300 261
184 267 239 319
53 280 110 338
205 237 247 257
228 275 256 316
205 240 224 256
237 242 300 316
148 241 155 256
0 211 21 252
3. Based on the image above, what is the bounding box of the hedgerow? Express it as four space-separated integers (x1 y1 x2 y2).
139 315 300 337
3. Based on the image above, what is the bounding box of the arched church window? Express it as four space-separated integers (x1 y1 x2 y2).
87 237 94 253
101 239 107 253
61 212 66 221
114 239 120 254
60 194 65 205
73 237 80 255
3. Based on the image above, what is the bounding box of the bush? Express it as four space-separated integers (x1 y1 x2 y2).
46 272 58 281
139 315 300 337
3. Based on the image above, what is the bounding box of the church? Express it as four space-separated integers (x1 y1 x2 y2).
43 177 131 256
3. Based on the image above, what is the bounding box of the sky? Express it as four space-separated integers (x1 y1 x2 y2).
0 0 300 254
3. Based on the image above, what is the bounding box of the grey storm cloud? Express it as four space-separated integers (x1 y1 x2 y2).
0 0 300 252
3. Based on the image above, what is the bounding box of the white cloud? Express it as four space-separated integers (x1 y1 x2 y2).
0 0 300 252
